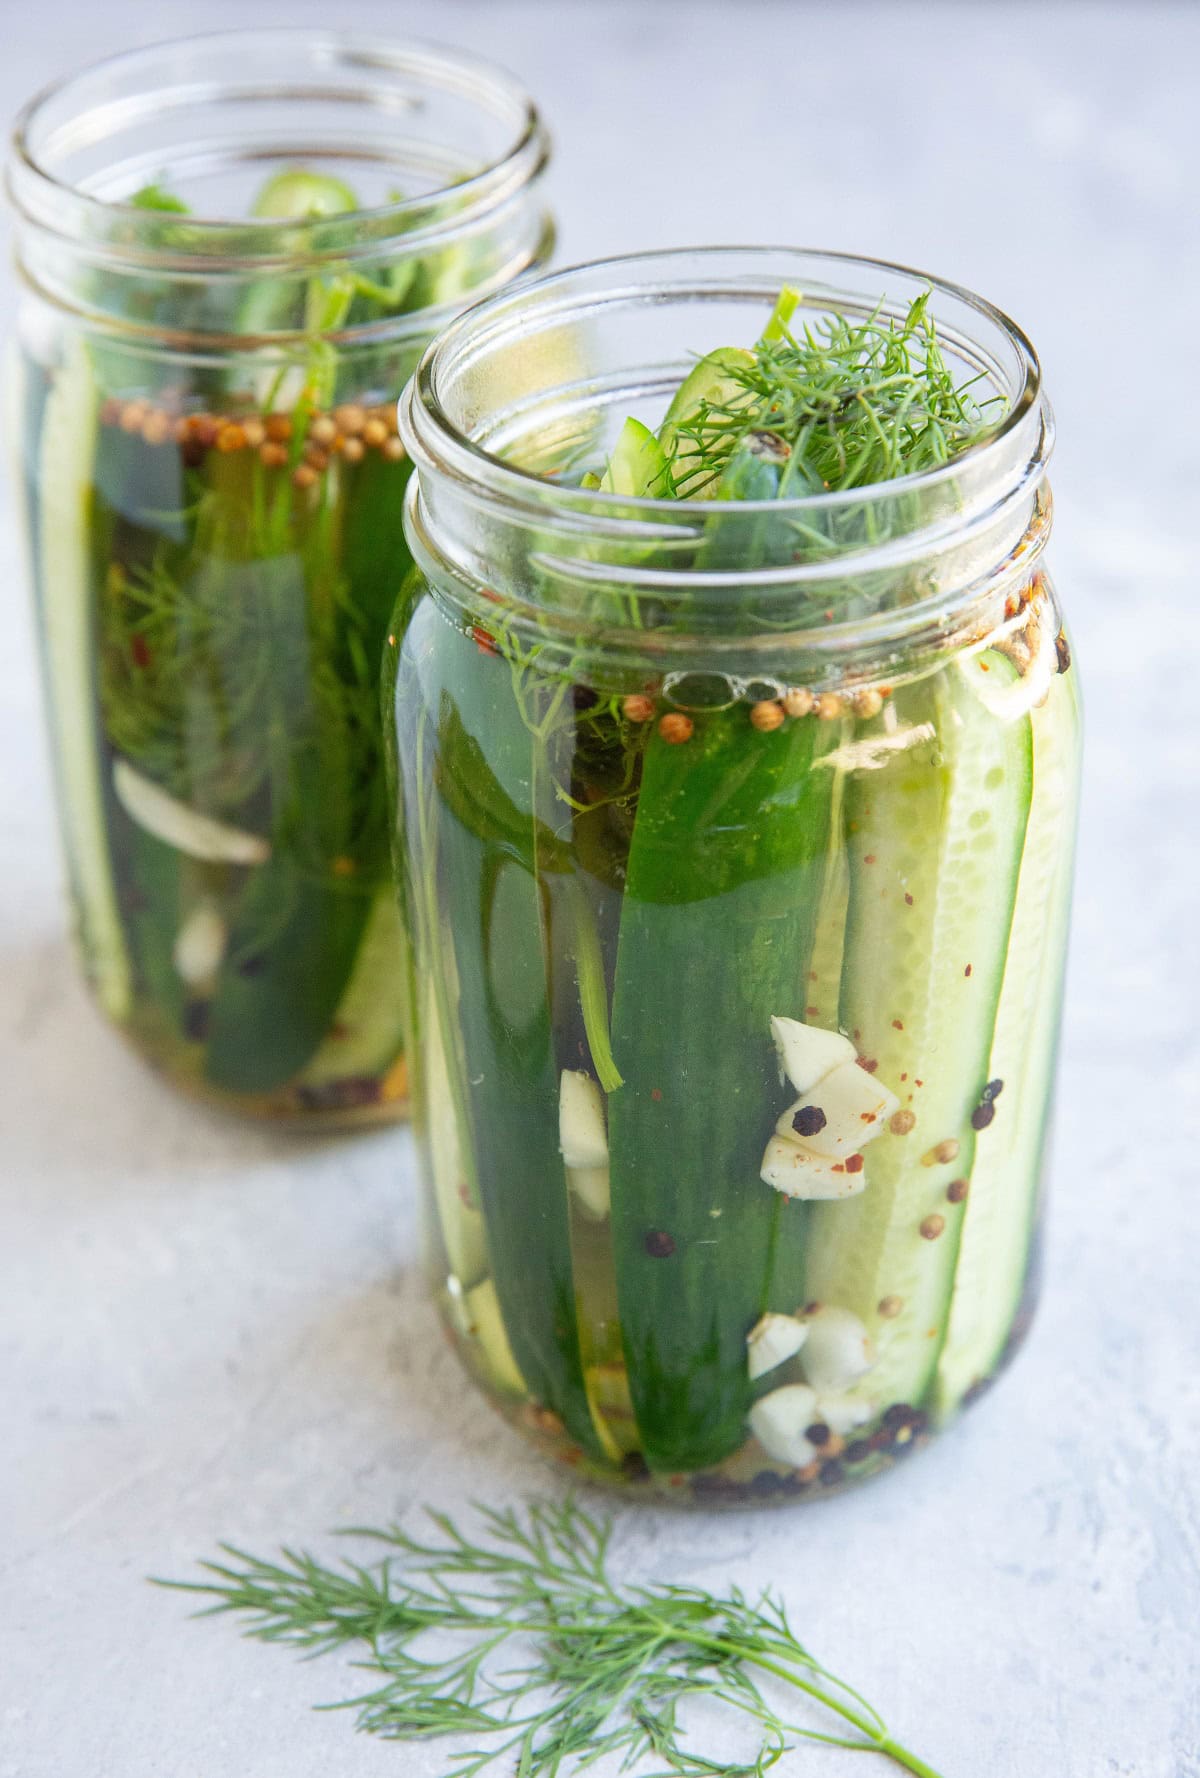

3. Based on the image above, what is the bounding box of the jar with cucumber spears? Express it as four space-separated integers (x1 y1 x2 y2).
391 249 1081 1503
6 32 552 1121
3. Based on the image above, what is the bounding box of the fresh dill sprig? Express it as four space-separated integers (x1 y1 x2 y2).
156 1497 944 1778
669 291 995 500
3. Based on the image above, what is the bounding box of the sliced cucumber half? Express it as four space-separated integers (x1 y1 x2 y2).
35 340 132 1019
934 660 1080 1418
802 653 1033 1415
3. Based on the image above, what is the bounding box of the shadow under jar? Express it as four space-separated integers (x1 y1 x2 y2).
6 31 552 1123
390 248 1081 1503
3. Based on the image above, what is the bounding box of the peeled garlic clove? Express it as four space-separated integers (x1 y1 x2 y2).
172 901 227 986
776 1061 899 1158
559 1070 609 1169
799 1305 877 1393
748 1383 818 1467
817 1392 874 1435
747 1311 808 1381
770 1015 856 1095
568 1163 610 1221
760 1135 865 1200
114 759 270 865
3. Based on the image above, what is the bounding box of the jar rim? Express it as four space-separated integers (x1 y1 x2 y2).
7 28 550 268
404 245 1048 526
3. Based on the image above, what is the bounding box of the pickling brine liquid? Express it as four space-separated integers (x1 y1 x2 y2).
394 572 1080 1501
15 339 414 1121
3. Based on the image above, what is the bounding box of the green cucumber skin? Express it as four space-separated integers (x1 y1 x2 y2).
803 657 1033 1415
606 709 833 1473
200 449 406 1100
401 611 600 1457
934 660 1081 1418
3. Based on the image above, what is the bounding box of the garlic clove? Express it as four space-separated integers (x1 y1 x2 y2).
816 1392 875 1435
172 900 228 986
770 1016 856 1094
775 1062 899 1158
748 1383 819 1467
746 1311 808 1381
568 1163 611 1221
559 1070 609 1169
799 1305 877 1393
113 759 270 865
760 1135 865 1200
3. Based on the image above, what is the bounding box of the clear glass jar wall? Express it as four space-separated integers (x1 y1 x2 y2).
391 249 1081 1503
6 31 552 1122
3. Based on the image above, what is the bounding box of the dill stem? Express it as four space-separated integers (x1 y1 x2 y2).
635 1618 945 1778
875 1741 947 1778
565 876 623 1092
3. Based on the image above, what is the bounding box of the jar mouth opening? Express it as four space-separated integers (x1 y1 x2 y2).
407 246 1046 524
7 29 549 268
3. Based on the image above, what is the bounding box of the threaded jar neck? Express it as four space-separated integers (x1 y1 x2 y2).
7 30 553 342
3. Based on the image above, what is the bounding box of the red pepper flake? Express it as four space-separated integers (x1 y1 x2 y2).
964 963 973 978
860 1111 876 1121
900 1073 908 1082
845 1153 864 1173
856 1056 878 1073
832 1163 846 1173
915 1079 924 1088
864 853 877 864
892 1018 904 1030
979 660 991 672
470 624 498 655
809 970 819 983
806 1005 820 1017
650 1087 662 1102
904 893 914 906
480 586 502 603
130 634 152 669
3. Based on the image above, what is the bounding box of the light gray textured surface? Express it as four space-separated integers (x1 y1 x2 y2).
2 3 1198 1775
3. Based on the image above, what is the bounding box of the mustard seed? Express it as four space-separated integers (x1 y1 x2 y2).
816 691 843 720
783 686 814 718
889 1109 916 1136
310 414 338 447
877 1294 903 1318
658 713 693 745
622 694 655 722
750 700 785 732
920 1214 946 1241
946 1179 969 1204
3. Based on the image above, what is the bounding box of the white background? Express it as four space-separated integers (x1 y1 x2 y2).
2 4 1198 1775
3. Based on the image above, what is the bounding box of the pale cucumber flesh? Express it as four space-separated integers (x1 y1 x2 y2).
34 341 132 1019
802 652 1033 1416
934 659 1081 1418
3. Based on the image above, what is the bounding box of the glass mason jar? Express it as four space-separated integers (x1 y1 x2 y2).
6 31 551 1123
390 248 1081 1503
